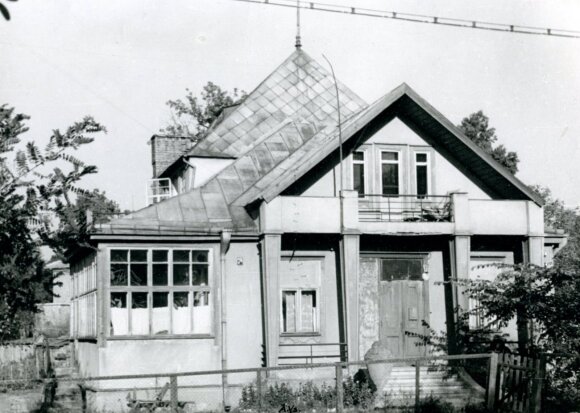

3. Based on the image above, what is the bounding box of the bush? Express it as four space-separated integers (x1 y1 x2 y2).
416 395 455 413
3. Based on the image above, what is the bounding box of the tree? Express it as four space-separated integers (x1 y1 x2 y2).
458 111 520 174
0 103 108 340
161 81 246 140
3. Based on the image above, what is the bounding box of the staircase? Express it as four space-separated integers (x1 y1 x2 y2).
378 365 485 408
47 340 83 412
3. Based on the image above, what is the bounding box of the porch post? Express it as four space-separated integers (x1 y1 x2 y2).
261 233 282 367
454 235 471 311
341 233 360 362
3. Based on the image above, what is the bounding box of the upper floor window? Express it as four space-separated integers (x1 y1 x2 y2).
352 151 366 196
381 151 400 196
415 152 430 198
109 248 212 337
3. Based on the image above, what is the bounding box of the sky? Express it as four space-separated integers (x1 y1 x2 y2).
1 0 579 211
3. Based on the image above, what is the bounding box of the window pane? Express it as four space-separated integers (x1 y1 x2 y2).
131 250 147 262
416 153 427 163
173 292 190 334
153 250 168 262
131 292 149 335
381 259 423 281
417 165 428 196
381 151 398 161
173 250 190 262
192 251 208 263
153 264 168 286
192 264 208 286
152 292 169 335
130 264 148 286
173 264 189 285
110 264 128 286
301 291 317 332
110 249 128 262
353 151 364 161
382 163 399 195
110 292 128 336
193 292 211 334
282 291 296 333
353 164 365 196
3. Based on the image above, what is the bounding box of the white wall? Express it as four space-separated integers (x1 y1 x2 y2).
187 157 235 189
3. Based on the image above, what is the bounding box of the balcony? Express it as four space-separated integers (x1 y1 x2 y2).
358 194 452 223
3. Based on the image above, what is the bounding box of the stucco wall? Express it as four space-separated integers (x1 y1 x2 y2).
225 241 262 375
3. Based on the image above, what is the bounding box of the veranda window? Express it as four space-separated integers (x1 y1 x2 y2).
281 289 318 333
109 248 211 337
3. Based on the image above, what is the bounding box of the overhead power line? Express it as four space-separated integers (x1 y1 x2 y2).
229 0 580 39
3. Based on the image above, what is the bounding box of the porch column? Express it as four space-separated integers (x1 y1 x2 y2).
527 237 544 267
261 233 282 367
453 235 471 312
341 233 360 362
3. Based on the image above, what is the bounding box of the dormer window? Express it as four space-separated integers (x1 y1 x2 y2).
381 151 400 196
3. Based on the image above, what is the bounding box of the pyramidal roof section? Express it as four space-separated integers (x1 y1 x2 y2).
188 48 367 158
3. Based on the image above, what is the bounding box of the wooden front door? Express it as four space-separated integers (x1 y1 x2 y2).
378 257 428 357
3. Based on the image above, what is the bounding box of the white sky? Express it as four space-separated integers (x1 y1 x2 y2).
1 0 579 210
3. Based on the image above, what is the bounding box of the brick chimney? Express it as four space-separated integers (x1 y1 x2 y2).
150 135 196 178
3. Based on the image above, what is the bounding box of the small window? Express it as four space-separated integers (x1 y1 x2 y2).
381 151 400 196
415 152 429 198
281 289 318 333
381 258 424 281
352 151 366 196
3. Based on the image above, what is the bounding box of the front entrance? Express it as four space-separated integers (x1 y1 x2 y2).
378 257 428 357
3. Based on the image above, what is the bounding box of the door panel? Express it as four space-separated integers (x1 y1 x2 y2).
379 281 402 357
403 281 426 357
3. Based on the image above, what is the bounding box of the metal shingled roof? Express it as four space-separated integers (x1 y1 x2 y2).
188 48 367 158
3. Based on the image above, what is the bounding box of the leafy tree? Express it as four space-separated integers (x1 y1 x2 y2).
0 104 107 340
458 111 520 174
161 81 246 140
0 0 16 21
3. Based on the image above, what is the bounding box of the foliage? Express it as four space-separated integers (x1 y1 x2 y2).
161 81 246 140
238 376 373 411
458 111 519 174
416 395 455 413
0 103 107 340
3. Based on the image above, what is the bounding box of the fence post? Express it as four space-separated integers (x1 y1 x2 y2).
336 363 344 413
415 360 421 412
169 375 178 413
256 369 262 413
530 354 547 413
487 353 499 411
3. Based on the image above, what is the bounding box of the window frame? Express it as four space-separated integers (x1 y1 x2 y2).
379 149 402 197
107 247 213 339
351 150 367 197
280 288 320 335
413 151 431 198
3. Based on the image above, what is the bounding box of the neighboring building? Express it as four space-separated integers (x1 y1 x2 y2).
69 47 565 409
35 260 71 338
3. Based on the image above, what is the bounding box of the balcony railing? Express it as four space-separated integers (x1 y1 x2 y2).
278 342 348 365
358 194 452 223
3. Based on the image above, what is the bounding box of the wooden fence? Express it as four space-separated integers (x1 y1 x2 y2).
487 353 546 413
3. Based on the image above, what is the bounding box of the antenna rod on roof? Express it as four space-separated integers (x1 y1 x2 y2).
295 0 302 48
322 54 343 200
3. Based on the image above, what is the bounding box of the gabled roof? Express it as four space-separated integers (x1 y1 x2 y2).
96 52 543 237
187 48 367 158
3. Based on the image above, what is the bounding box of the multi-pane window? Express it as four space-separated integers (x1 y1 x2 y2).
281 289 318 333
381 151 400 196
415 152 429 198
109 248 211 337
352 151 366 197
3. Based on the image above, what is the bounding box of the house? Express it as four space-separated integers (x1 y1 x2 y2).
69 47 565 409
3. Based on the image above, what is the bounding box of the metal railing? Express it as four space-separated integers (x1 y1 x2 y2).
358 194 452 223
278 342 347 364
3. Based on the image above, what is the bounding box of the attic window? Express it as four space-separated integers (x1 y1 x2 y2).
352 151 366 196
381 151 400 196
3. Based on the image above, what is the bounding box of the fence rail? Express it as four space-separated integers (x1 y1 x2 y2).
358 194 452 222
278 342 347 364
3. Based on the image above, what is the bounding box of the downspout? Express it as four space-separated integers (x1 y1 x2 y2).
220 230 232 409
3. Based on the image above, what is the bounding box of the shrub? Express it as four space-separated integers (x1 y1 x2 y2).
416 395 455 413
